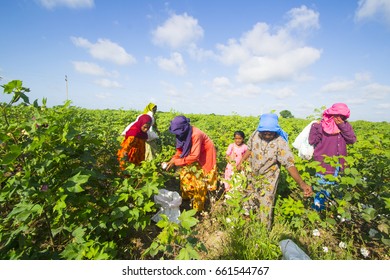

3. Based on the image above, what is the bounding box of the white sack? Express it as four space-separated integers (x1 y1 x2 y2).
152 189 182 224
292 121 316 160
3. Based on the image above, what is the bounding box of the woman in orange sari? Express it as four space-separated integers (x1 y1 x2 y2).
117 114 152 169
166 116 217 211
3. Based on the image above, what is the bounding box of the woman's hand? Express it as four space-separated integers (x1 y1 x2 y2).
165 158 176 171
333 115 345 125
300 182 313 197
287 166 313 197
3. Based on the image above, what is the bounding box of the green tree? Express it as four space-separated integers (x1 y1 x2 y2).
280 110 294 118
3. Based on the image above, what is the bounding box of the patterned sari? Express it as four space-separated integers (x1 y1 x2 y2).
117 136 146 169
179 163 218 211
169 116 218 211
245 131 295 229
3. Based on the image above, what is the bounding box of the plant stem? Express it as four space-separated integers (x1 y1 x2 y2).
43 210 55 247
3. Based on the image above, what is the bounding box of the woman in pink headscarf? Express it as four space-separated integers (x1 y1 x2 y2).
309 103 356 175
309 103 356 210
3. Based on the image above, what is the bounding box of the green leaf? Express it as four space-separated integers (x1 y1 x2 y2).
51 227 64 237
343 192 352 202
325 217 337 226
60 243 85 260
1 145 22 165
2 80 22 94
117 193 129 202
129 208 140 220
378 223 389 234
381 237 390 246
178 209 198 230
156 215 170 228
31 204 43 215
383 197 390 210
53 195 67 214
19 92 30 104
361 207 376 222
176 243 199 260
144 242 160 257
157 228 171 244
7 202 41 222
143 201 155 212
110 206 129 220
72 227 86 243
64 172 90 193
341 176 356 186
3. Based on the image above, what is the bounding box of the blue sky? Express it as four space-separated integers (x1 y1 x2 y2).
1 0 390 122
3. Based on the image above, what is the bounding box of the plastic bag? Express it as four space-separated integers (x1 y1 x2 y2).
311 189 331 211
279 239 311 260
152 189 182 224
147 130 159 141
292 121 316 160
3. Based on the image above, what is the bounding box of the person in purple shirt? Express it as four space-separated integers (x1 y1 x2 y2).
309 103 357 210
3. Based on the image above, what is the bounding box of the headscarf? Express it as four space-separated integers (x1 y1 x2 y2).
321 103 350 134
257 113 289 142
169 116 193 158
143 102 157 114
125 114 152 139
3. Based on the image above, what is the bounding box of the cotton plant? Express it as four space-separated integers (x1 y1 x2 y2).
312 229 320 237
339 241 347 249
337 215 346 223
360 247 370 258
369 228 378 238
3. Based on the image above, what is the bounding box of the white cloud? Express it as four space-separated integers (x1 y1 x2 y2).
362 83 390 99
212 76 232 91
268 87 296 99
38 0 94 9
240 23 296 56
216 39 250 65
346 98 367 105
71 37 136 65
355 72 372 82
94 79 122 88
320 80 356 92
152 13 204 49
187 44 215 61
161 81 182 98
375 103 390 109
72 61 108 76
237 47 321 83
144 56 152 64
286 5 320 31
156 52 186 75
320 75 390 101
210 78 262 98
216 23 298 65
234 84 262 97
355 0 390 24
95 92 112 100
216 6 321 83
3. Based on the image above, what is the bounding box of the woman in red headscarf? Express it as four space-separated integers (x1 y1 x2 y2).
117 114 152 169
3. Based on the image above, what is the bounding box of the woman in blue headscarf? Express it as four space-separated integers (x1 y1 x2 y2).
237 113 312 230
